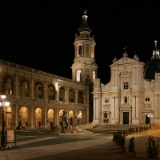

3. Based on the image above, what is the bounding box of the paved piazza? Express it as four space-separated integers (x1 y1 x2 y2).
0 125 160 160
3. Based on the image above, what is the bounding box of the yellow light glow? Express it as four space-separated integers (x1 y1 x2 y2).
1 95 6 99
5 102 10 106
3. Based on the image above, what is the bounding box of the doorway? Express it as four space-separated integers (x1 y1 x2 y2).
146 116 150 124
123 112 129 124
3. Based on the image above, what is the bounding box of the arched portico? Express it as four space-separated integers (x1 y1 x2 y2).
35 108 42 128
47 109 54 127
19 106 28 128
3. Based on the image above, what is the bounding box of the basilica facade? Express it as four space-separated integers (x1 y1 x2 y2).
0 11 97 129
93 41 160 125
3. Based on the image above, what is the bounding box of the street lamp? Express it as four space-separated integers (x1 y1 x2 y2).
0 95 10 148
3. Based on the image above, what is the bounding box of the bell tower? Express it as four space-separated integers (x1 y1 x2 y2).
71 10 98 86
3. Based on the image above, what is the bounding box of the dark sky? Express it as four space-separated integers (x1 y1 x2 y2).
1 1 160 84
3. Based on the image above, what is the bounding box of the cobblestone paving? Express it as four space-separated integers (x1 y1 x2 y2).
0 126 160 160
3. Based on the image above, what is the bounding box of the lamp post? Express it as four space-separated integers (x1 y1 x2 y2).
0 95 10 148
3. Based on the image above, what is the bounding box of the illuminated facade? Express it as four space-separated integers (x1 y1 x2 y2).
93 41 160 125
0 11 97 129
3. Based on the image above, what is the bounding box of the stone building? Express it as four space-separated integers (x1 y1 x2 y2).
93 41 160 125
0 11 97 129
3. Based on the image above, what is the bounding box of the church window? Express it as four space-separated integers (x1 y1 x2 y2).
93 71 95 81
86 44 89 57
76 70 81 82
91 46 94 58
103 112 107 118
124 96 128 103
145 97 150 101
78 45 82 56
124 82 129 89
105 99 109 103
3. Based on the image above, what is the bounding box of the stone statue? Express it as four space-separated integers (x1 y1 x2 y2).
60 111 69 133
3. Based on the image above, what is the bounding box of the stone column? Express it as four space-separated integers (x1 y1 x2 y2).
43 82 47 101
30 78 34 98
87 107 89 124
93 98 96 119
15 104 18 128
75 89 78 104
65 86 69 103
75 109 78 124
44 106 47 128
0 73 2 93
56 107 59 126
136 96 139 118
115 97 118 119
30 106 34 128
56 84 59 103
111 97 115 119
15 75 19 97
132 96 136 119
83 109 86 124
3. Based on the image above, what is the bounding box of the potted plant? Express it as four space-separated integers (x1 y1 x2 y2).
146 136 160 159
116 131 122 147
122 130 125 137
112 132 115 142
120 136 127 153
125 130 129 136
128 137 136 158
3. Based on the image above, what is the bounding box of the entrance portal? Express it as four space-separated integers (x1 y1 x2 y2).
146 116 150 124
123 112 129 124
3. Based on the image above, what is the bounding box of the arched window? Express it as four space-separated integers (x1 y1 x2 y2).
78 91 83 103
20 81 29 97
93 71 95 81
124 96 128 103
91 46 94 58
35 82 43 98
76 70 81 82
78 45 82 56
69 89 74 102
2 77 13 95
48 85 55 100
59 87 65 101
124 82 129 90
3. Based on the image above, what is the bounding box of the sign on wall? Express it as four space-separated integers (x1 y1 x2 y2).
7 130 15 143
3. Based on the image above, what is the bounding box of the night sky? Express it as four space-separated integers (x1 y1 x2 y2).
1 1 160 84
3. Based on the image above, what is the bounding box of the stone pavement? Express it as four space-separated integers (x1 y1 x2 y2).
0 126 160 160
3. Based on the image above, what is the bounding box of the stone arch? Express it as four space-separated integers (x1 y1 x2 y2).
59 86 65 101
69 89 75 102
48 84 55 100
59 109 64 125
19 79 30 97
47 109 54 125
69 110 73 118
35 81 43 99
77 110 83 124
19 106 28 128
2 75 14 95
35 108 42 128
4 106 12 129
69 110 73 125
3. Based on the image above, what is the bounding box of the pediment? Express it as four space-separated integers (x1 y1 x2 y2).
110 57 139 67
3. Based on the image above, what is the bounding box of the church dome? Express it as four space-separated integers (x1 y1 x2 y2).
144 59 160 80
144 41 160 80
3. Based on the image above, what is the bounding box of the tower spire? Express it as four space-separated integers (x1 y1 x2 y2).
78 10 92 33
152 40 160 59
